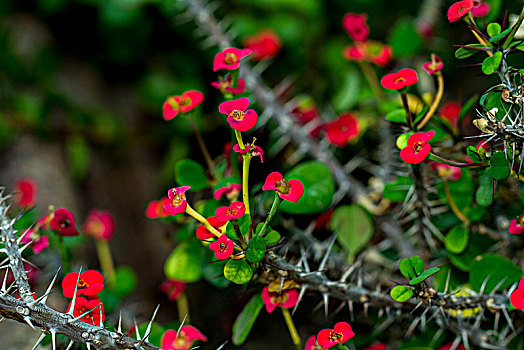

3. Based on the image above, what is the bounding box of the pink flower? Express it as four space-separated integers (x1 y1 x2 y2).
363 344 386 350
400 130 435 164
324 113 359 147
213 182 242 200
423 54 443 75
145 197 171 219
211 75 246 95
471 0 490 17
164 186 191 216
213 47 252 71
160 279 186 301
243 29 282 60
20 228 49 254
82 209 115 240
447 0 474 22
163 90 204 121
215 201 246 221
196 216 227 240
233 143 264 162
208 234 234 260
343 41 392 67
316 322 355 349
342 13 369 42
13 178 37 207
510 277 524 310
161 326 207 350
305 336 323 350
62 270 104 298
369 43 393 67
429 163 461 181
440 101 461 128
381 68 418 90
509 218 524 235
218 98 258 131
262 287 299 313
343 43 366 62
262 172 304 203
50 208 78 237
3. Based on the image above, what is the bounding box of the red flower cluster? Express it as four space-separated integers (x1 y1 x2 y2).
163 90 204 121
316 322 355 349
261 286 299 313
161 326 207 350
510 277 524 310
82 209 115 241
400 130 435 164
243 29 281 61
381 68 418 90
62 270 105 326
262 172 304 203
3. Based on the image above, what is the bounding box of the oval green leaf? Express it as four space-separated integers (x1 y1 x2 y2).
390 285 413 302
469 254 523 293
164 241 203 283
487 22 501 37
481 51 503 75
386 108 407 123
490 151 510 180
445 225 469 254
232 293 264 345
476 169 493 207
409 267 440 285
264 230 281 245
331 205 374 261
224 259 253 284
246 236 266 263
454 44 484 59
175 159 208 191
399 256 424 280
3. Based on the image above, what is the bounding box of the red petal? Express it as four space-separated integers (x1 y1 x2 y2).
262 172 282 191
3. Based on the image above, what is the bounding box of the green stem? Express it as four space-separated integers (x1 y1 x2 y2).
400 92 413 130
176 292 190 324
503 5 524 49
96 240 116 288
429 152 485 168
281 308 302 349
234 130 246 149
259 194 281 237
185 204 221 237
57 235 71 274
242 155 252 215
417 71 444 130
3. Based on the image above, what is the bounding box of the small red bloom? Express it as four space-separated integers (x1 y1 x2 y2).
164 186 191 216
82 209 115 240
440 101 461 127
291 97 320 124
215 201 246 221
447 0 474 22
509 218 524 235
343 41 392 67
196 216 227 240
213 47 252 71
261 287 299 313
213 183 242 200
317 322 355 350
471 1 490 17
218 98 258 131
363 344 386 350
233 143 264 163
381 68 418 90
262 172 304 203
243 29 282 61
50 208 78 236
62 270 104 298
208 234 234 260
13 178 37 207
369 43 393 67
305 336 323 350
146 197 171 219
20 228 49 254
510 277 524 310
429 163 461 181
423 54 443 75
67 296 105 326
342 13 369 42
161 326 207 350
163 90 204 121
439 343 465 350
400 130 435 164
324 113 359 147
343 43 366 62
211 75 246 95
160 279 186 301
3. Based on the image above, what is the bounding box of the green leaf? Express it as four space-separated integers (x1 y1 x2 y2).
224 259 253 284
458 95 479 125
490 151 510 180
409 267 440 285
232 293 264 346
175 159 208 191
388 18 422 58
280 161 335 214
487 22 501 37
481 51 503 75
390 285 413 302
246 236 266 263
476 169 493 207
466 146 483 163
445 169 472 211
399 256 424 280
201 248 230 288
454 44 485 59
383 176 412 202
489 27 512 43
238 214 252 235
264 230 281 245
164 240 202 282
332 66 361 112
445 225 469 254
109 266 138 297
386 108 407 123
331 205 374 261
469 254 523 293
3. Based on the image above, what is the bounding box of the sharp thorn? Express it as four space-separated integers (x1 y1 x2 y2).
31 332 46 350
51 329 56 350
24 316 36 330
68 303 102 324
65 340 75 350
68 267 83 317
318 236 336 271
144 304 160 343
292 285 307 316
117 311 123 333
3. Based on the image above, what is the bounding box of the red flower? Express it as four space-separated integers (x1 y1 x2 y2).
82 209 115 241
211 75 246 95
447 0 474 22
13 178 37 207
429 163 461 181
233 143 264 162
215 201 246 221
305 336 323 350
20 228 49 254
423 54 443 75
262 172 304 203
218 98 258 131
317 322 355 349
196 216 227 240
369 43 393 67
343 41 392 67
440 101 461 127
146 197 171 219
381 68 418 90
439 344 465 350
324 113 359 147
261 287 299 313
213 47 252 71
471 1 490 17
62 270 104 298
163 90 204 121
161 326 207 350
243 29 282 61
67 297 105 326
160 279 186 301
510 277 524 310
400 130 435 164
291 97 320 124
208 234 234 260
509 218 524 235
343 43 366 62
164 186 191 216
213 183 242 200
50 208 78 236
342 13 369 42
363 344 386 350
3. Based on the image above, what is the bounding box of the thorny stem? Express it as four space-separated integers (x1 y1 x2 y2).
185 204 221 237
429 152 485 168
188 118 217 181
281 307 302 349
358 61 383 100
503 4 524 49
417 71 444 129
176 293 190 324
259 193 281 237
96 240 116 287
443 181 470 225
400 92 413 130
235 130 252 214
